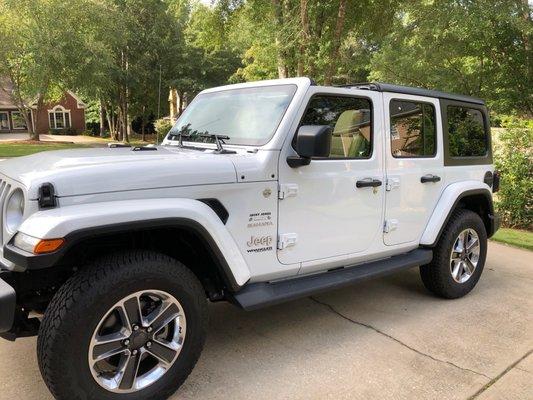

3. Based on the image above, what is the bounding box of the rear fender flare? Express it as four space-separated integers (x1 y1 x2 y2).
420 181 494 246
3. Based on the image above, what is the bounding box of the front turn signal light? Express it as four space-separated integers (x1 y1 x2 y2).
34 238 65 254
13 233 65 254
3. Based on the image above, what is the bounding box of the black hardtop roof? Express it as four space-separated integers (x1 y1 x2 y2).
339 82 485 105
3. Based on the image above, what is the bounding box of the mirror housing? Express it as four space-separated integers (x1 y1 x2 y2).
287 125 332 168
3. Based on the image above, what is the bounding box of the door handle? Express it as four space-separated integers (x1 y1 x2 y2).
421 174 441 183
356 179 382 188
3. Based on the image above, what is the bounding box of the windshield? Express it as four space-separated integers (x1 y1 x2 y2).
168 84 297 146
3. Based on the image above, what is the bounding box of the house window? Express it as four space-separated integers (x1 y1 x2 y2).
0 112 9 130
48 106 71 130
11 112 27 129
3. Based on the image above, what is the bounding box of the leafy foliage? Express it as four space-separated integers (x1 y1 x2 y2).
494 118 533 229
154 119 173 137
370 0 532 116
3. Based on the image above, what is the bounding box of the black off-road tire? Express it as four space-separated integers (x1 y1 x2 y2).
420 209 487 299
37 251 208 400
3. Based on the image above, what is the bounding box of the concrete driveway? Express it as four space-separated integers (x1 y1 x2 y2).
0 242 531 400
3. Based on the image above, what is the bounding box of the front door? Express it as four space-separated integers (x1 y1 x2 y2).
277 88 385 269
383 93 444 245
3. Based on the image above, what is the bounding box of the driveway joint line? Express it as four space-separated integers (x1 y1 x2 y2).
309 296 492 380
467 349 533 399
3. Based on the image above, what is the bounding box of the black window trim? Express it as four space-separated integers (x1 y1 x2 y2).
389 98 438 159
440 99 492 166
292 93 374 161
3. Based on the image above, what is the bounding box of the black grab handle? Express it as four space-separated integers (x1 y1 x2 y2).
356 179 382 188
420 174 441 183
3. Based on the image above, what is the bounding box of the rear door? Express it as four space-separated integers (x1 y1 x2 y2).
383 93 444 245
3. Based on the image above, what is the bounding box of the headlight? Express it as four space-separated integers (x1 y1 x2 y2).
5 188 24 233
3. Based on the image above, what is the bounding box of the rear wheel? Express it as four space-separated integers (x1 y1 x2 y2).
420 209 487 299
37 251 208 400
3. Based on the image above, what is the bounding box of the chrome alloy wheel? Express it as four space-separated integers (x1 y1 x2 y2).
88 290 186 393
450 228 480 284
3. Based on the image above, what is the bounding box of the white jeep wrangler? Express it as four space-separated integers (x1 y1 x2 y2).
0 78 499 400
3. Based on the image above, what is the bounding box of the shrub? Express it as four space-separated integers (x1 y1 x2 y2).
48 127 77 135
494 117 533 230
154 118 173 139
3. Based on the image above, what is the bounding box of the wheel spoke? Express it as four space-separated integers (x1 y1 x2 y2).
118 351 142 390
148 302 180 332
122 296 142 329
458 262 465 280
92 332 127 362
467 236 479 252
147 341 178 365
451 261 461 280
464 258 475 275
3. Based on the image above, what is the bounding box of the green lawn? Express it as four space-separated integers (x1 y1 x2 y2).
0 142 90 157
491 228 533 251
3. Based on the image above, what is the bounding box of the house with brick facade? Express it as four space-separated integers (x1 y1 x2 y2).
0 79 86 135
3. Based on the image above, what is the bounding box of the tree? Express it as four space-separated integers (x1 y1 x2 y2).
370 0 533 117
0 0 115 140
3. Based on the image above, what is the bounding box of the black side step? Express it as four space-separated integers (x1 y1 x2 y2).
232 249 433 311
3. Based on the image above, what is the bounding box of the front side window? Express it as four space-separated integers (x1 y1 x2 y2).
447 106 487 157
299 95 372 159
390 100 436 158
11 112 27 129
0 112 8 130
169 85 297 146
49 106 71 129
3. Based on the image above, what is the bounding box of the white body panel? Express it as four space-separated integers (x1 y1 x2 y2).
277 87 387 272
382 93 445 246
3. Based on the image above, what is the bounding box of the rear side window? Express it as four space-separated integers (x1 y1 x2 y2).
447 106 487 157
390 100 436 158
299 95 372 159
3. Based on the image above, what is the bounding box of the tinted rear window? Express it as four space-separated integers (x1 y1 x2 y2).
447 106 487 157
390 100 436 158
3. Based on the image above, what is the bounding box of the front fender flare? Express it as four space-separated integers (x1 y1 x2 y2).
420 181 494 246
5 199 251 291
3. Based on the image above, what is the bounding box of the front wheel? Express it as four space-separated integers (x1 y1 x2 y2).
37 251 208 400
420 209 487 299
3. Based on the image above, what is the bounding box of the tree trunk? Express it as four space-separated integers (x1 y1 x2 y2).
178 91 184 116
308 7 325 78
324 0 347 86
30 96 46 141
141 105 146 142
272 0 289 78
99 99 106 137
297 0 310 76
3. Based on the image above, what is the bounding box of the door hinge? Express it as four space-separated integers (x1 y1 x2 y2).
383 219 399 233
385 177 400 191
278 233 298 250
278 183 299 199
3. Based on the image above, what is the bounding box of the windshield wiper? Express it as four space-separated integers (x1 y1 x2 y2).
173 124 236 154
198 133 236 154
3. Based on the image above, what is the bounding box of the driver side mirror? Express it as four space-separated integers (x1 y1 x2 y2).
287 125 332 168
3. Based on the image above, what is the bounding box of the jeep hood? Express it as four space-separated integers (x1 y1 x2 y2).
0 146 238 198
